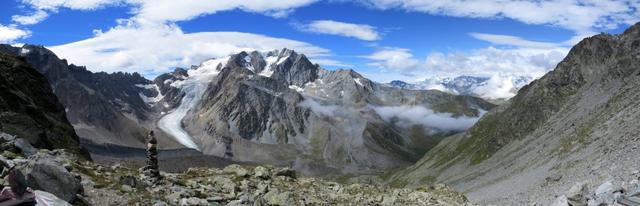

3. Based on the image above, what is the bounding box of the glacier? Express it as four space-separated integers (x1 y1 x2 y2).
157 57 229 151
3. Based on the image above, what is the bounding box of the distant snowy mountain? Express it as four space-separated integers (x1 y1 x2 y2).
388 75 534 100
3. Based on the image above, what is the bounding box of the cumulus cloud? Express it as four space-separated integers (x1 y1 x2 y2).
363 48 419 72
0 25 30 43
372 105 484 131
13 0 333 75
355 0 640 34
365 46 568 79
471 75 520 99
49 22 331 74
299 20 380 41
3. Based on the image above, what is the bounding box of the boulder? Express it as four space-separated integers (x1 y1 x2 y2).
25 157 82 202
587 179 625 205
273 167 296 179
13 138 37 157
223 164 249 177
253 166 271 179
565 182 588 206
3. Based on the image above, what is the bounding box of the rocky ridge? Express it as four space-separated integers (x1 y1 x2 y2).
389 22 640 205
0 44 184 149
0 52 83 155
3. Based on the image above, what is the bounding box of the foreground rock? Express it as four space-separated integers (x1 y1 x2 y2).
73 160 472 205
1 149 84 204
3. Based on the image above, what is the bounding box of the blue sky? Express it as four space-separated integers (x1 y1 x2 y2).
0 0 637 83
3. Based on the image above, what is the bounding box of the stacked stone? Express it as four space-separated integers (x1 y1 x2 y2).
143 131 161 183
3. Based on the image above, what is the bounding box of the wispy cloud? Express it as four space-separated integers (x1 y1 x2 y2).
355 0 640 34
12 10 49 25
0 24 30 43
469 33 561 49
50 22 331 74
298 20 381 41
372 105 484 131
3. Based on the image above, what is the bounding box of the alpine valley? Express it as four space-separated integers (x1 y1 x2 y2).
0 18 639 206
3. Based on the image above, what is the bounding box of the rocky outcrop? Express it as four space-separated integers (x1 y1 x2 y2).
1 146 85 203
0 44 183 150
71 157 473 205
390 23 640 205
0 52 82 154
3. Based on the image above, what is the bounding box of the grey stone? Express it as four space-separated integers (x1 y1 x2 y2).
14 138 37 157
273 167 296 179
566 182 588 206
253 166 270 179
223 164 249 177
26 157 82 202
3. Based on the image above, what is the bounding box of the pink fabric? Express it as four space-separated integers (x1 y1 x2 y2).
0 187 35 205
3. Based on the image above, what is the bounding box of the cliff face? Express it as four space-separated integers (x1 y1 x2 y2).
0 52 81 153
390 23 640 205
0 44 183 149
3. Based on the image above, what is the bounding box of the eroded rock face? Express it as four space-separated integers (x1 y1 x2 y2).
0 44 176 149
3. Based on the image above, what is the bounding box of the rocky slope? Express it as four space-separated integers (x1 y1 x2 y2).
0 44 183 149
0 52 82 154
163 49 494 174
1 147 473 205
389 23 640 205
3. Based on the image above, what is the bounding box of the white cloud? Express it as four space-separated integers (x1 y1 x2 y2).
362 44 569 99
49 22 331 74
18 0 124 10
12 10 49 25
299 98 340 116
469 32 562 49
472 75 520 100
132 0 318 22
363 48 419 72
356 0 640 34
14 0 316 25
372 105 484 131
14 0 125 24
299 20 380 41
365 46 568 79
0 25 30 43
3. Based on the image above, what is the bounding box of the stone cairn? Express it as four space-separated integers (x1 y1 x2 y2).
142 131 161 184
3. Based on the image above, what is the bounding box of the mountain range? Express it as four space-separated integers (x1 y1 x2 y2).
388 75 533 100
0 45 494 175
2 23 640 205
